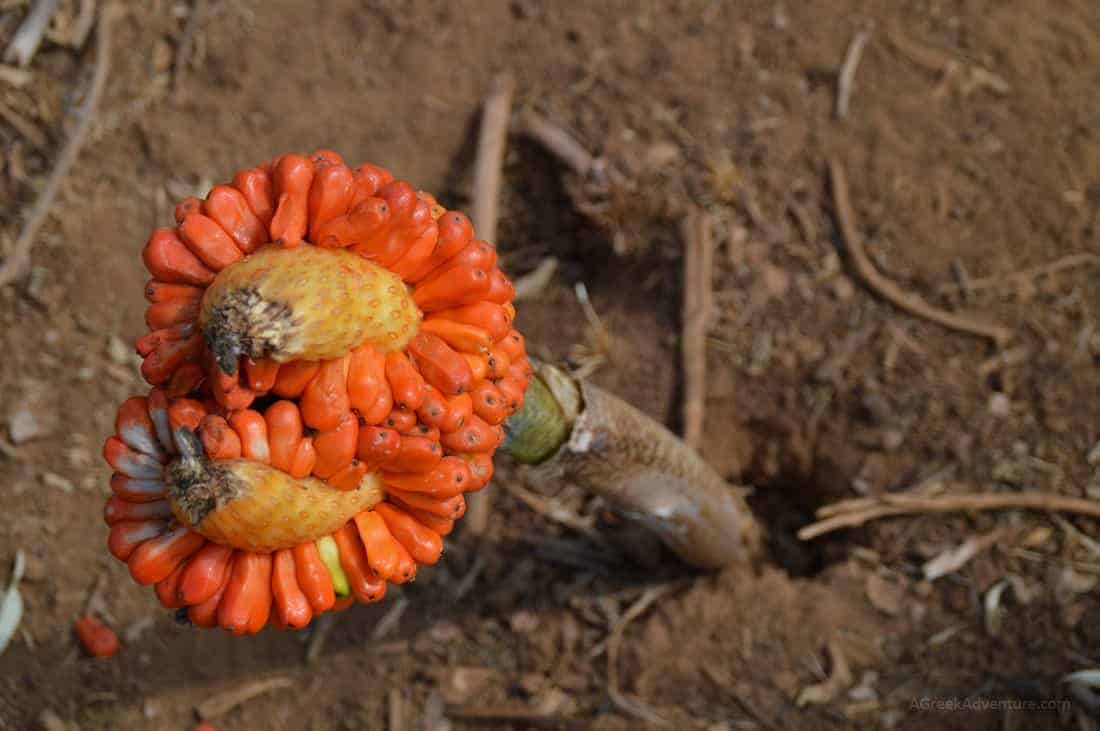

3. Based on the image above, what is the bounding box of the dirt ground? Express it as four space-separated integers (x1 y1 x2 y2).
1 0 1099 729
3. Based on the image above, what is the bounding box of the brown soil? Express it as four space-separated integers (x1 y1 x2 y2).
2 1 1099 729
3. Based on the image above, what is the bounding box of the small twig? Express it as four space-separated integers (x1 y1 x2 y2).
836 28 873 120
502 480 605 543
800 490 1100 541
516 108 594 177
305 612 335 664
0 65 33 87
465 72 515 538
82 569 108 617
370 596 408 641
451 552 484 600
680 206 713 450
471 72 515 246
936 252 1100 296
388 688 404 731
0 3 112 288
195 676 293 720
173 0 206 92
513 256 558 301
607 583 677 726
4 0 61 68
0 99 49 148
827 157 1012 346
445 705 586 729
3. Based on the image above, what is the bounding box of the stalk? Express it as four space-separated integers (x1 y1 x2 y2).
502 363 763 570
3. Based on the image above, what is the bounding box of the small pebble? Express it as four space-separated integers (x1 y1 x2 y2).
107 336 131 365
40 473 74 493
988 393 1011 417
8 406 48 444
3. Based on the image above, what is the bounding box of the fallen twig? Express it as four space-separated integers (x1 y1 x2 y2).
465 72 516 538
0 65 33 87
607 583 677 726
0 99 48 148
195 676 293 720
173 0 207 92
4 0 61 67
502 480 605 543
827 157 1012 346
471 72 515 246
388 688 404 731
370 596 408 641
305 612 335 664
796 639 852 706
836 28 872 120
513 256 558 301
800 490 1100 541
445 705 586 729
515 108 594 177
936 252 1100 296
0 3 112 288
680 206 713 450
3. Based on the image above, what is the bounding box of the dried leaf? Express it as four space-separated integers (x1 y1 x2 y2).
923 531 999 581
1063 670 1100 689
0 550 26 656
796 640 853 707
984 579 1011 636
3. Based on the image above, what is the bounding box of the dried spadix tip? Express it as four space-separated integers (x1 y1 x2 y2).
166 428 383 553
200 246 420 373
513 363 762 570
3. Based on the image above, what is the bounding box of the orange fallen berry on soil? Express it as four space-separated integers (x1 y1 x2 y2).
75 615 119 657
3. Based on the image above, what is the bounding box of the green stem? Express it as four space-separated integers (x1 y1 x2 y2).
501 371 572 464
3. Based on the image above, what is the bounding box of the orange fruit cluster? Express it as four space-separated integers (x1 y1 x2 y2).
102 149 529 633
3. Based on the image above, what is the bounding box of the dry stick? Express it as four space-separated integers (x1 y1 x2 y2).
513 256 559 301
680 206 713 450
799 491 1100 541
0 3 112 288
936 252 1100 296
501 480 606 544
444 706 587 729
195 676 293 720
515 108 594 176
0 99 48 148
4 0 61 67
388 688 404 731
465 72 515 538
827 157 1012 346
836 28 872 120
173 0 206 92
607 583 677 726
305 612 335 664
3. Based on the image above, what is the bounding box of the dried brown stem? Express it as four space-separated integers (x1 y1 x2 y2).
607 583 677 725
465 72 515 537
513 256 558 301
936 252 1100 296
799 490 1100 541
4 0 61 68
680 206 713 450
515 108 594 176
173 0 206 92
0 3 112 288
195 676 293 720
444 706 587 729
827 157 1012 346
836 28 872 120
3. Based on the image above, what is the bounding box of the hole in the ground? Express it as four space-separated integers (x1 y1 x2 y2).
746 464 861 578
